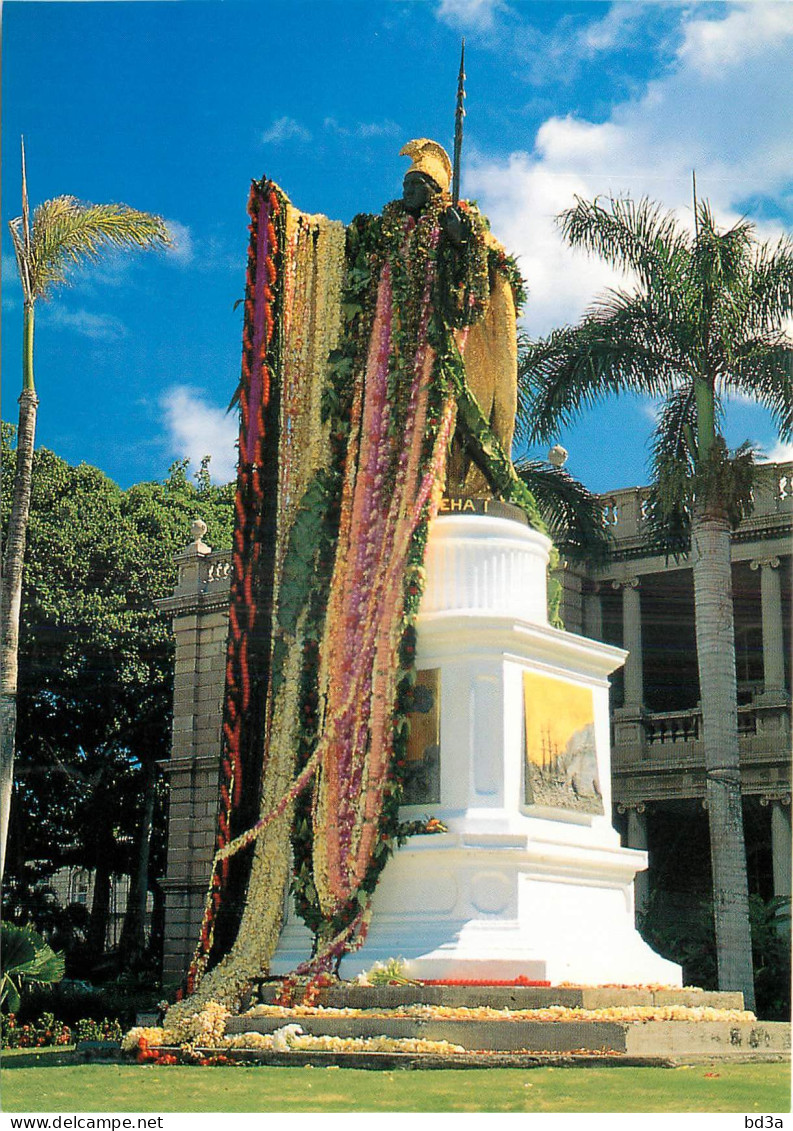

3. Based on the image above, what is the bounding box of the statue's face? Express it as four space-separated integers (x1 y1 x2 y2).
402 171 439 215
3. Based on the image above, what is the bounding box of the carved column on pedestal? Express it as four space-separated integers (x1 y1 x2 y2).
761 792 792 909
618 802 649 919
157 522 231 982
750 556 786 700
612 577 643 711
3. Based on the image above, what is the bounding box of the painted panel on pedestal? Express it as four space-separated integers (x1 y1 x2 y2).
403 668 441 805
523 670 604 815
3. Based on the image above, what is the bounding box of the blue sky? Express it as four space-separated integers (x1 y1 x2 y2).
3 0 792 496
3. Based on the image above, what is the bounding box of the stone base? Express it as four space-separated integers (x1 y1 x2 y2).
226 1014 790 1061
272 512 680 987
272 825 681 986
226 985 790 1064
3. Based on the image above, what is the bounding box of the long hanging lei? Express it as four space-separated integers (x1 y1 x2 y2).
288 196 497 957
174 185 545 1018
189 182 285 991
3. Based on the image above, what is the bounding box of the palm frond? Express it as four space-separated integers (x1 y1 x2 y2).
559 195 690 292
514 458 609 561
641 387 700 557
518 299 683 443
17 197 170 299
690 205 759 372
693 201 754 293
7 218 32 303
649 385 699 481
723 339 793 440
740 235 793 333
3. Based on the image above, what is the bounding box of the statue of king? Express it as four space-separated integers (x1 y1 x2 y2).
178 139 541 1009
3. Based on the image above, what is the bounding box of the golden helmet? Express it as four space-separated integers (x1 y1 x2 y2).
399 139 452 194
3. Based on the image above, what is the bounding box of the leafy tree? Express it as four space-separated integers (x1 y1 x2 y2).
1 141 170 879
521 194 793 1010
1 432 234 972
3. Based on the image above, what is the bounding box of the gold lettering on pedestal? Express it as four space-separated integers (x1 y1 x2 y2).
440 496 490 514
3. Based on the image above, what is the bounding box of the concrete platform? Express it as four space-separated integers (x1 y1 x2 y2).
226 1012 790 1060
139 1047 786 1070
250 981 745 1011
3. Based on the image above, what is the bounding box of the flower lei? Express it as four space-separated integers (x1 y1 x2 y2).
193 182 286 986
171 185 545 1024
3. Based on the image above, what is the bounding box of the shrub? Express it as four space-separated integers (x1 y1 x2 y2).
639 891 791 1020
1 1012 72 1048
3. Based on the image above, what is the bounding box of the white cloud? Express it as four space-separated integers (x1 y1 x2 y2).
757 440 793 465
161 385 238 484
164 220 194 265
3 254 21 307
436 0 502 32
261 116 312 144
44 303 127 341
466 150 628 336
678 3 793 76
466 2 793 337
355 120 401 139
158 222 238 275
3 253 20 281
578 4 642 55
640 398 663 426
323 117 401 139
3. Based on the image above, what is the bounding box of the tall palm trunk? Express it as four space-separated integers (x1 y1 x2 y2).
691 505 756 1010
1 304 38 880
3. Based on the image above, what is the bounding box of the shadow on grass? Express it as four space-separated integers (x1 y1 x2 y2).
2 1050 84 1070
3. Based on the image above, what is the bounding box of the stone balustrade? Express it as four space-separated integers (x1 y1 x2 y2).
598 461 792 547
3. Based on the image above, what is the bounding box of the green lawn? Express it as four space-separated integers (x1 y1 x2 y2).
1 1050 790 1113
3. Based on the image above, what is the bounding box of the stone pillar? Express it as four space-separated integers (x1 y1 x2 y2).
613 578 643 710
772 802 792 902
583 583 603 642
619 803 649 920
761 794 792 902
157 522 231 985
750 556 786 699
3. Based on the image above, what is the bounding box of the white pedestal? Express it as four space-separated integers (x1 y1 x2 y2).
272 512 682 986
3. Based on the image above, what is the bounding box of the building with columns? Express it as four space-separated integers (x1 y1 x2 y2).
157 463 792 983
555 460 792 925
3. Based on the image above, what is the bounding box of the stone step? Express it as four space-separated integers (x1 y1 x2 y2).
227 1012 790 1059
251 981 745 1011
144 1046 730 1070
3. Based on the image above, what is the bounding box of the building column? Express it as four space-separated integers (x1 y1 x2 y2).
762 793 792 902
617 802 649 921
583 583 603 641
613 577 643 710
750 556 786 699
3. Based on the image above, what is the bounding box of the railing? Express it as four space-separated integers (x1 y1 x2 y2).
641 704 758 745
206 556 232 584
599 461 792 543
170 548 233 602
644 709 700 745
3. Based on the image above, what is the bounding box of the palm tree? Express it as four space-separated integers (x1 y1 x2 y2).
521 193 793 1011
1 140 170 879
515 452 609 563
1 923 65 1013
